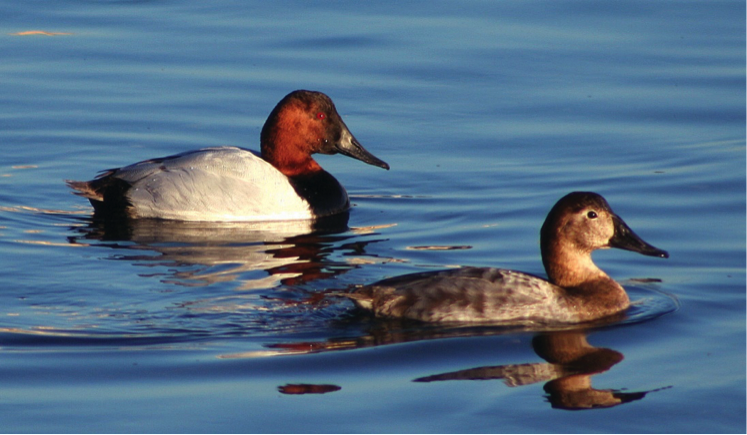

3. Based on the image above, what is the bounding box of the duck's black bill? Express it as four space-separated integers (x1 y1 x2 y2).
333 125 389 170
610 216 669 259
338 137 389 170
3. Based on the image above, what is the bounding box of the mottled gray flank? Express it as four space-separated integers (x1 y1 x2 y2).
346 267 576 324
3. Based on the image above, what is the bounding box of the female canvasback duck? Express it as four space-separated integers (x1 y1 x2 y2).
67 90 389 221
344 192 668 324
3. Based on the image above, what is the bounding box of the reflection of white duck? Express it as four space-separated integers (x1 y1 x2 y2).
71 219 352 290
67 90 388 221
345 192 668 324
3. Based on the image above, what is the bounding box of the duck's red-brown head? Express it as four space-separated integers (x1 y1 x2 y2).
260 90 389 177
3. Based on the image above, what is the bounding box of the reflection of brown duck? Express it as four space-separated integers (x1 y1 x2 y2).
235 328 664 409
414 331 662 411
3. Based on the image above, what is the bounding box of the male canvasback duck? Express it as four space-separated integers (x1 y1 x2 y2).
344 192 668 324
67 90 389 221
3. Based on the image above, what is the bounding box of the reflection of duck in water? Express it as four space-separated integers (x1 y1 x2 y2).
244 328 666 408
69 216 384 289
67 90 388 222
343 192 668 324
414 331 666 411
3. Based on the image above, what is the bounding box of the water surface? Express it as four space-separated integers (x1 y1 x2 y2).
1 1 745 433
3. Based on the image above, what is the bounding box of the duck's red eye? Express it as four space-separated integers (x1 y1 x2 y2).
316 112 326 120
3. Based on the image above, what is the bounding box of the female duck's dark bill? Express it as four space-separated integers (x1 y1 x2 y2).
610 215 669 258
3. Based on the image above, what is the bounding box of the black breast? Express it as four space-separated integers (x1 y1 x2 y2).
288 170 349 217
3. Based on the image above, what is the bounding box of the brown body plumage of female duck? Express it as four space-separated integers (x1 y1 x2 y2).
344 192 668 324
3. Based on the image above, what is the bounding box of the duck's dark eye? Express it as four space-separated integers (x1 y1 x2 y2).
316 112 326 120
587 211 598 219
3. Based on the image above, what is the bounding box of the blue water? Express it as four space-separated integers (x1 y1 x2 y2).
1 1 744 433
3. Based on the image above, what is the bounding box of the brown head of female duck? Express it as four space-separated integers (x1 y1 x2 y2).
539 192 668 321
